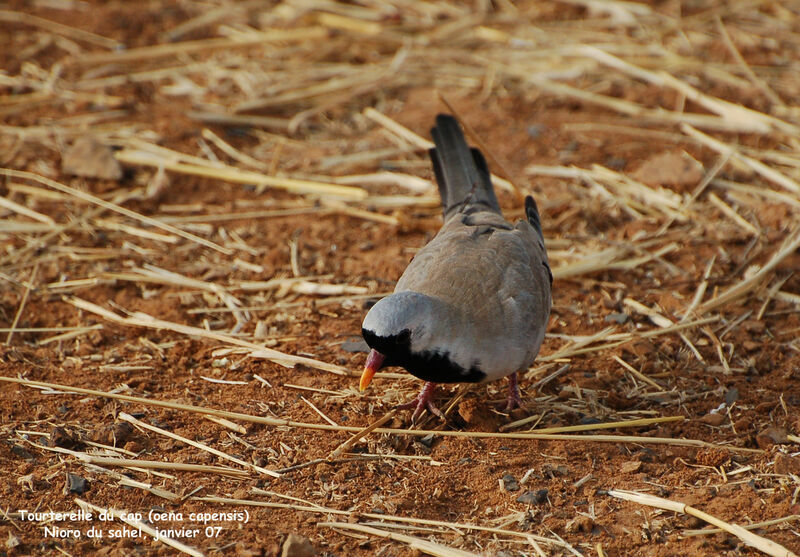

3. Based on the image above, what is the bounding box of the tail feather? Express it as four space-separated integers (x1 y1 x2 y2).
524 195 544 240
429 114 500 218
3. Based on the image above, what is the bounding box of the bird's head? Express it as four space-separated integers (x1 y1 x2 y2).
359 291 436 391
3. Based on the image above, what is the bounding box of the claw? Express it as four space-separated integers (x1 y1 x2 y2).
398 382 445 422
500 372 523 413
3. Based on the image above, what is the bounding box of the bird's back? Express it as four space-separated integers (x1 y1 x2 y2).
391 115 552 381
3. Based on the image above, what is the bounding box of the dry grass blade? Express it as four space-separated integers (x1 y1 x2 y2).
317 522 479 557
683 515 800 538
6 262 37 345
707 192 759 236
0 195 55 224
118 412 280 478
577 45 796 135
330 409 397 459
66 296 350 375
31 440 248 478
522 75 770 133
75 499 204 557
0 168 232 254
0 9 121 48
0 377 760 453
71 27 327 65
200 494 572 549
2 2 799 555
530 415 682 434
698 226 800 314
681 124 800 194
363 107 514 191
607 490 798 557
114 150 368 199
187 110 290 131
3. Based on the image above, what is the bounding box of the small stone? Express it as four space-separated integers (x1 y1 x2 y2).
66 473 87 495
543 464 569 478
742 340 760 352
417 434 435 449
340 339 369 353
527 124 545 139
62 136 123 180
11 445 35 461
124 440 143 453
756 426 789 449
579 416 602 425
631 150 703 191
457 399 477 424
686 516 704 528
724 388 740 405
620 460 642 474
605 312 629 324
50 426 80 449
733 417 752 432
281 533 316 557
501 474 519 492
743 320 766 334
623 339 657 357
516 489 548 504
605 156 627 170
700 412 726 426
94 422 135 446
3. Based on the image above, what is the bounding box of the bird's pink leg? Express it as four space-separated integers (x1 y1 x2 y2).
503 372 523 412
398 382 445 422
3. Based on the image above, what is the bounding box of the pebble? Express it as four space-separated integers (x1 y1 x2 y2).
527 124 546 139
620 460 642 474
605 312 629 324
50 426 80 449
66 473 87 495
61 136 123 180
724 387 740 405
11 445 35 461
417 434 435 449
340 339 369 353
501 474 519 492
516 489 548 504
700 412 725 426
281 533 316 557
756 426 788 448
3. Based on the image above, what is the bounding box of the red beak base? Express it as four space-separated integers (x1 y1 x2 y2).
360 349 385 391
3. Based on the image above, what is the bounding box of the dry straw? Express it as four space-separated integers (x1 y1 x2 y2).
0 377 760 454
608 490 798 557
3 1 800 554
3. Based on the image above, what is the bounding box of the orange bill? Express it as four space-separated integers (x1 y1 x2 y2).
359 349 385 391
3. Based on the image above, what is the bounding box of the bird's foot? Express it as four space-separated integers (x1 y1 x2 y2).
397 382 445 422
498 372 523 413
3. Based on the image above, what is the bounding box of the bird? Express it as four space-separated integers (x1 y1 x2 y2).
359 114 552 422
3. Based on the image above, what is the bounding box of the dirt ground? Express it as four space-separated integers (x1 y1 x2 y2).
1 1 800 556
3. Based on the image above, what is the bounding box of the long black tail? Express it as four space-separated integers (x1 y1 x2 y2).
429 114 501 218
